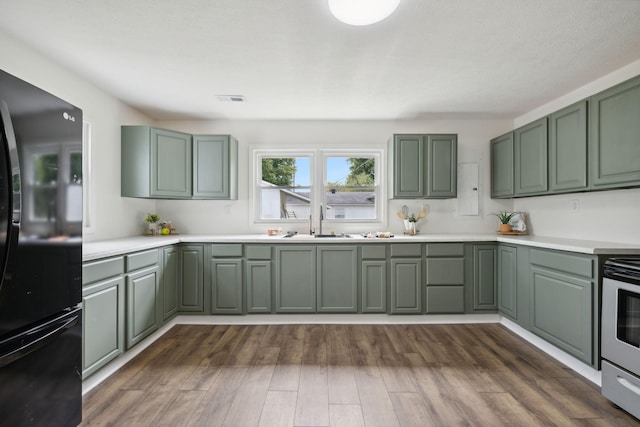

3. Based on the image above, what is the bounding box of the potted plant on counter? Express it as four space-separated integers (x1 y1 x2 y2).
145 213 160 235
493 211 516 233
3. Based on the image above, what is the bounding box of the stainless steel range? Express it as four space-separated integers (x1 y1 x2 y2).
602 258 640 420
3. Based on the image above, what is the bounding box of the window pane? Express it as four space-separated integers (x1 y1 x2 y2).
325 157 376 220
33 187 57 219
70 152 82 183
260 157 311 219
34 154 58 184
325 187 376 219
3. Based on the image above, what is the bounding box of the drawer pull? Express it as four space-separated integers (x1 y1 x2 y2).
618 376 640 396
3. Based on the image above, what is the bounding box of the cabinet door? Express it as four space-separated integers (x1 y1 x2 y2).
490 133 514 198
390 258 422 314
210 258 243 314
426 134 457 198
393 135 424 198
275 246 316 312
193 135 235 199
162 246 179 320
362 260 386 313
126 266 159 349
473 245 497 310
497 245 517 319
82 276 125 379
179 245 204 312
317 246 357 313
549 101 588 192
246 261 272 313
530 266 593 364
150 128 192 198
514 118 548 195
590 75 640 189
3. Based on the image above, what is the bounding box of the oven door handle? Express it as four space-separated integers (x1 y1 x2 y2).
617 376 640 396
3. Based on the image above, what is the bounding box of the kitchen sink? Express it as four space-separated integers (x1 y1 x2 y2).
314 233 351 238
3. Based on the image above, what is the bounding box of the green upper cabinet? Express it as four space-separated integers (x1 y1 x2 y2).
549 101 588 192
121 126 238 200
122 126 192 198
589 75 640 189
514 118 548 196
490 132 514 198
392 134 457 199
192 134 238 199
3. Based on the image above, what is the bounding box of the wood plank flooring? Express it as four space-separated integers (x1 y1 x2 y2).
81 323 640 426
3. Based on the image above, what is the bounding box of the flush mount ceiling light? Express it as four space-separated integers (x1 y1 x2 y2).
328 0 400 26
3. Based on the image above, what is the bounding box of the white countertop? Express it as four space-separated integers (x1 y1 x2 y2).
82 233 640 261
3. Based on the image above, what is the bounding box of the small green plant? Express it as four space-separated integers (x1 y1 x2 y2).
145 213 160 223
493 211 515 224
408 214 417 223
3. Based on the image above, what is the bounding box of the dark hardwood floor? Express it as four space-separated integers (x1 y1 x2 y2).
81 323 640 426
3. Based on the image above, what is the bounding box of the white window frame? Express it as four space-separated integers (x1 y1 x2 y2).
251 148 385 227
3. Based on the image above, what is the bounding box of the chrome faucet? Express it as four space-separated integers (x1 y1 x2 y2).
319 203 324 236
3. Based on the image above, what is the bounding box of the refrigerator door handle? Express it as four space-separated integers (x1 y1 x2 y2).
0 314 79 369
0 99 21 226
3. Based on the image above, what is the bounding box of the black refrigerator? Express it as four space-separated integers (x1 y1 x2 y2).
0 70 83 426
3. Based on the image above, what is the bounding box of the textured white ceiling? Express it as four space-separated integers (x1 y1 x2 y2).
1 0 639 120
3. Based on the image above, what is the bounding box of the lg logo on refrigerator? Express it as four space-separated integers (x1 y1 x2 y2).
62 111 76 122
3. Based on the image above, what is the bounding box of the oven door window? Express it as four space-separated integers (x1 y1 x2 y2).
617 289 640 348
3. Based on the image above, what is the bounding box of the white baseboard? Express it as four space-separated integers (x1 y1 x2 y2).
499 317 601 386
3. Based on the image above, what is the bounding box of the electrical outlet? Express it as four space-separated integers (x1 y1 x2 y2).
569 199 580 214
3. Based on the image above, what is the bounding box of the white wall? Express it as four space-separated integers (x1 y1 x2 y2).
512 59 640 245
155 119 513 236
0 31 156 242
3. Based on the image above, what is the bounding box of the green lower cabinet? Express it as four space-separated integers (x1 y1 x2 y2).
161 246 179 321
425 257 465 314
210 258 243 314
529 266 593 365
275 246 316 312
246 260 272 313
179 245 204 312
317 246 358 313
362 260 386 313
497 245 517 319
425 286 464 313
473 244 497 310
425 243 465 314
390 258 422 314
125 265 160 349
82 275 125 379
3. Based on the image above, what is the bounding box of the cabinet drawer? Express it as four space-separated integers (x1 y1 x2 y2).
426 258 464 285
390 243 421 257
126 249 159 272
425 286 464 313
362 245 386 260
425 243 464 257
246 245 271 260
530 249 593 278
83 257 124 285
211 244 243 257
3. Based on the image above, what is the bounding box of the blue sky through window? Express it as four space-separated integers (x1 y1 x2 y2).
294 157 351 186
